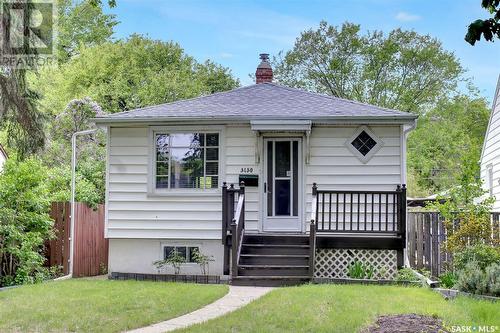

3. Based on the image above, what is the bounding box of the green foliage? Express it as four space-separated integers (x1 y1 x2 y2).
273 21 463 114
407 96 490 195
57 0 118 63
430 151 496 253
153 250 186 275
347 260 374 279
395 268 420 282
454 244 500 272
41 97 106 208
455 261 489 295
439 272 458 289
465 0 500 45
484 263 500 296
0 158 55 287
35 34 239 116
191 248 215 275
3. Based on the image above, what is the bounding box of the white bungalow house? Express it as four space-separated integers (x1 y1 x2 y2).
481 75 500 211
94 54 417 285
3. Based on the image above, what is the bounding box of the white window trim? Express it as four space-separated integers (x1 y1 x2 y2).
148 125 225 197
345 125 384 164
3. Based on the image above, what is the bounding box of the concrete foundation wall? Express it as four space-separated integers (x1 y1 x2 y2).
108 238 225 275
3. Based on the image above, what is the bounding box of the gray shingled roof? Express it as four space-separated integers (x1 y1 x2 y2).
94 83 417 122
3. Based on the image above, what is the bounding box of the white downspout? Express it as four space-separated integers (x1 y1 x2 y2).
56 129 97 280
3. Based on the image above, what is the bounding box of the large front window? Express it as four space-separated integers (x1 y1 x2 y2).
155 132 219 189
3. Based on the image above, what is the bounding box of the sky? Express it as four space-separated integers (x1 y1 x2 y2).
105 0 500 103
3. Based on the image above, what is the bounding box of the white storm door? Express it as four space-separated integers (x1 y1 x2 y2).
263 138 301 232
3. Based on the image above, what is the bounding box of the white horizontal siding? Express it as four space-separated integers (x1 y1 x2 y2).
224 125 260 231
304 125 402 221
480 83 500 210
107 126 226 239
106 123 404 238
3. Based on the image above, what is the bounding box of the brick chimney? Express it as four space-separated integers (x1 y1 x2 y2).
255 53 273 84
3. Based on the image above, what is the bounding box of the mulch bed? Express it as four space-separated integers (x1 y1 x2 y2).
361 314 448 333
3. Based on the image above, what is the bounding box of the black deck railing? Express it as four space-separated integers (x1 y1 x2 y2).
312 183 407 234
221 182 245 277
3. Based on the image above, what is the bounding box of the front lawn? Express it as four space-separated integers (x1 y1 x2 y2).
179 284 500 333
0 279 228 333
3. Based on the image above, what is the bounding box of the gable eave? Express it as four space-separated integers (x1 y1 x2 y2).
480 74 500 163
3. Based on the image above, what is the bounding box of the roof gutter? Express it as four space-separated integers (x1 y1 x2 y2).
92 115 418 126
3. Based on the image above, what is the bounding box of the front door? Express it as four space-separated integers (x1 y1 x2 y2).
263 138 302 232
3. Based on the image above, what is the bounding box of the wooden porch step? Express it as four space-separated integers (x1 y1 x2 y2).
231 276 310 287
241 244 310 255
239 254 309 265
238 265 309 276
243 234 309 245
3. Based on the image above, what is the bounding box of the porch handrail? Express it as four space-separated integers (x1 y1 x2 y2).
231 182 245 278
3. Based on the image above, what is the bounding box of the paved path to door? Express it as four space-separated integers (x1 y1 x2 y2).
126 285 274 333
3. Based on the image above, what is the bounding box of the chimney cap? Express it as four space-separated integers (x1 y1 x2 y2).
259 53 270 61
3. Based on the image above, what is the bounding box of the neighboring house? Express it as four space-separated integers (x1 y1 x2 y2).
0 144 7 171
94 54 417 285
480 75 500 211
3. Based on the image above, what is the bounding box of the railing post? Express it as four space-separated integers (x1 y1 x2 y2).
222 182 227 244
239 181 245 229
397 184 407 268
231 219 238 278
309 183 318 279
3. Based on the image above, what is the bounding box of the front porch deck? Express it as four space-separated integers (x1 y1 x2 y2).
222 183 407 286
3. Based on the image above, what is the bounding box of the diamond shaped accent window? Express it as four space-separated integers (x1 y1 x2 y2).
351 131 377 156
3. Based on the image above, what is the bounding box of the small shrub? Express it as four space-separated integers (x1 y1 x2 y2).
347 260 376 279
439 271 458 289
395 268 420 282
484 263 500 296
153 250 186 275
453 244 500 271
347 261 365 279
455 261 488 295
191 248 214 275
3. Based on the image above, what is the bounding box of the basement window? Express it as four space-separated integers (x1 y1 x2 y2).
346 126 384 163
155 132 219 190
163 246 200 263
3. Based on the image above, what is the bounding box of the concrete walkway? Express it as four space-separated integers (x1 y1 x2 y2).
126 285 274 333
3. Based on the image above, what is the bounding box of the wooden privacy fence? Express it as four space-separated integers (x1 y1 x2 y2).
46 202 108 277
407 211 500 277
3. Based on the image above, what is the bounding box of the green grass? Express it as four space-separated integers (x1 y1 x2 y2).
0 279 228 333
178 284 500 333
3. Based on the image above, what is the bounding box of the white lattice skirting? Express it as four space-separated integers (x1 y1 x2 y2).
315 249 397 279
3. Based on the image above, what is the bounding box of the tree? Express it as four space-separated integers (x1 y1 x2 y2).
1 0 117 159
407 95 490 195
35 34 239 116
57 0 118 63
465 0 500 45
32 35 238 206
273 21 463 114
0 158 55 286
